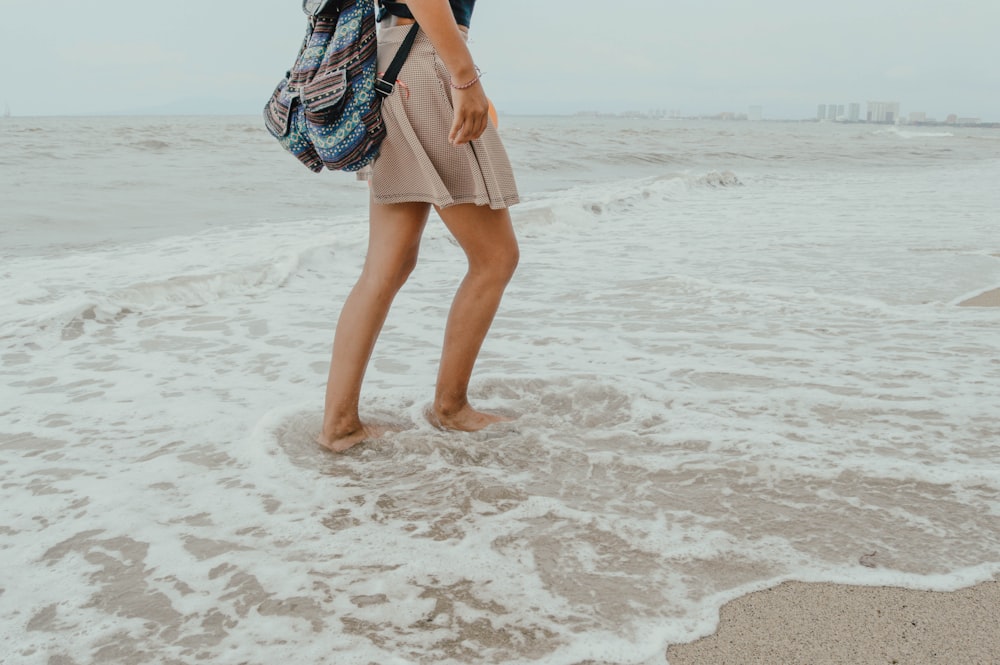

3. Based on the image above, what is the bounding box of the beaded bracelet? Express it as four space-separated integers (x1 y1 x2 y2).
451 67 484 90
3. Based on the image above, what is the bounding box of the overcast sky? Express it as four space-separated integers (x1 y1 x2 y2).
1 0 998 120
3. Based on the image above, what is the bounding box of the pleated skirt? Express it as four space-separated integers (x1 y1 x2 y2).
362 25 520 210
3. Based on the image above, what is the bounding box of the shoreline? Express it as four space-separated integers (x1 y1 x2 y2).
667 578 1000 664
958 287 1000 307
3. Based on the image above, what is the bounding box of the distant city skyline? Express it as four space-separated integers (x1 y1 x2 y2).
810 100 984 125
1 97 993 126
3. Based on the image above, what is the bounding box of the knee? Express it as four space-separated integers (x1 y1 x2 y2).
473 240 519 285
359 248 420 299
501 243 520 281
395 249 420 285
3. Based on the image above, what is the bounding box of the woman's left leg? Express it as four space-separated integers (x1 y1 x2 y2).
430 203 519 431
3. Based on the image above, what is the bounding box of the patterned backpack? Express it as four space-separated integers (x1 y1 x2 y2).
264 0 418 173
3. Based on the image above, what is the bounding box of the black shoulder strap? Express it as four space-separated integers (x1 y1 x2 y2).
374 23 420 97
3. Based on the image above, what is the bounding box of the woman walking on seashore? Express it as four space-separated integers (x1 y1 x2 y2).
317 0 520 453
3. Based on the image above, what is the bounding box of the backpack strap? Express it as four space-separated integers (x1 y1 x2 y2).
374 23 421 97
303 0 340 18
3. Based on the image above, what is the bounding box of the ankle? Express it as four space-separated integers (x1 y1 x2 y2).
433 396 468 418
322 415 363 440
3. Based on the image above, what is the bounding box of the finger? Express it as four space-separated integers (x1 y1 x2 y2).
467 115 485 142
449 114 463 144
451 114 475 145
462 112 488 144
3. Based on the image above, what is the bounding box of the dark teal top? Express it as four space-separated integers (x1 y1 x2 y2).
380 1 476 28
448 0 476 27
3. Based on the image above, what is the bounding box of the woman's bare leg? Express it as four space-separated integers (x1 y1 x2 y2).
318 198 431 452
430 203 519 431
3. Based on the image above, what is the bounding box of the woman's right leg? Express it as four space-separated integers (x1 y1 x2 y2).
318 197 431 453
430 203 519 431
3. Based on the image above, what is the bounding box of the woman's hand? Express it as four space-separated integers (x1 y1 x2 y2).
449 82 489 145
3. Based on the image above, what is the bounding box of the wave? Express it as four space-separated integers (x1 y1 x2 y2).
0 240 339 342
516 170 743 227
875 127 955 139
695 170 743 187
129 139 171 151
599 150 686 166
3 168 741 343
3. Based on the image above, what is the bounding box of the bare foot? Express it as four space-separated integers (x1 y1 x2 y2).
315 423 386 454
425 404 513 432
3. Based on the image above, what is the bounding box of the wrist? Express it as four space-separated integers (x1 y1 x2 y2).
450 67 483 90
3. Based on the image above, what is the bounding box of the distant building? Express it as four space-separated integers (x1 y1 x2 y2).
817 104 827 120
908 111 927 123
848 103 860 122
827 103 838 120
748 105 763 121
866 101 900 123
836 105 845 120
956 117 981 126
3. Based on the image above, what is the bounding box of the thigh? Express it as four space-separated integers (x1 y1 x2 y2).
364 197 433 270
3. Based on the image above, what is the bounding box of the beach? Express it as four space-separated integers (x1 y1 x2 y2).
668 578 1000 664
2 115 999 664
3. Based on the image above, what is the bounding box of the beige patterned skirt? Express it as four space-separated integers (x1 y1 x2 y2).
361 25 520 210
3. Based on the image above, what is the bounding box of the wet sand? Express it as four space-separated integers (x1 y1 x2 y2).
958 287 1000 307
667 578 1000 664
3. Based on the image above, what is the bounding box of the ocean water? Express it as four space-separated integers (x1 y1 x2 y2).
1 114 999 664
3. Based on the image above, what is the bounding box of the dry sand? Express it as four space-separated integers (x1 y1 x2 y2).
958 287 1000 307
667 578 1000 664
